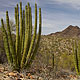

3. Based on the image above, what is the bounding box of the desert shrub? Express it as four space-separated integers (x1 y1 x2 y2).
57 53 75 71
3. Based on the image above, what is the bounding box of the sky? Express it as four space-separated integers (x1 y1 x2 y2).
0 0 80 35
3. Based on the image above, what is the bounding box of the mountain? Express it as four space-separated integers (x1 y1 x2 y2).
49 25 80 37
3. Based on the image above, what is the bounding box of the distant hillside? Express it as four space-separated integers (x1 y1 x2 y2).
49 25 80 37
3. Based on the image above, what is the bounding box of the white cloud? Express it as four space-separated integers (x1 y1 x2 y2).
1 0 80 34
0 0 17 7
35 0 80 10
50 0 80 10
42 10 80 34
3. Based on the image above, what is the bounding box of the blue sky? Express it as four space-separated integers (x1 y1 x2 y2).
0 0 80 35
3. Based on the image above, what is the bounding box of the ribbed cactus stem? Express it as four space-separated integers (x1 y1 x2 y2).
30 7 32 40
21 5 29 68
16 4 21 66
52 54 54 68
25 3 38 66
78 40 80 72
32 8 42 55
1 19 12 64
27 8 42 66
73 40 80 75
20 2 23 52
6 11 17 67
27 3 31 47
16 4 19 54
21 10 25 53
15 7 17 30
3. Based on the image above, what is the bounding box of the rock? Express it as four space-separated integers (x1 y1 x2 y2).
38 77 44 80
4 71 9 75
49 78 53 80
19 73 24 78
0 73 4 79
30 75 33 79
8 72 17 77
3 74 9 78
27 73 31 76
0 66 4 72
70 78 77 80
31 75 39 79
20 78 38 80
25 76 28 79
4 77 15 80
16 78 22 80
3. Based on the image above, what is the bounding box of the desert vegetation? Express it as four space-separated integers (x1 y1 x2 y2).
1 2 42 71
0 1 80 80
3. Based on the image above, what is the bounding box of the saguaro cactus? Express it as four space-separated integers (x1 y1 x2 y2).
1 2 42 71
73 40 80 75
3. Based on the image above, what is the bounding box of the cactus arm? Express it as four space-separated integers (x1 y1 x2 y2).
25 3 37 67
21 10 25 53
1 19 12 64
27 8 42 67
78 40 80 73
6 11 17 67
21 5 29 68
30 7 32 40
16 4 21 66
30 7 32 35
73 40 79 75
20 2 23 51
15 7 17 32
16 4 19 54
52 53 54 68
15 7 17 51
27 3 31 48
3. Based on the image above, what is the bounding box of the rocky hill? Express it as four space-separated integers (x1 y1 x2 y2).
49 25 80 37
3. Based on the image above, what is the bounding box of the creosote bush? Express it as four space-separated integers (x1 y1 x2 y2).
1 2 42 71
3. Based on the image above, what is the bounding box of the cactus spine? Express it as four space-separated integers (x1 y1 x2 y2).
1 2 42 70
73 40 80 75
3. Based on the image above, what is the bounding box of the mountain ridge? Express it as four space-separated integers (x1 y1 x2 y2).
48 25 80 37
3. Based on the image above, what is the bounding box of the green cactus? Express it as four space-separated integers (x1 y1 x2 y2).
26 8 42 67
20 2 22 41
1 19 12 65
20 5 29 68
21 10 25 53
1 2 42 71
25 3 37 66
30 7 32 39
6 11 17 68
73 40 80 75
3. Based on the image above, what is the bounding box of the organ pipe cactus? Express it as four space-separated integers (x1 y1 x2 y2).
1 2 42 71
73 40 80 75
